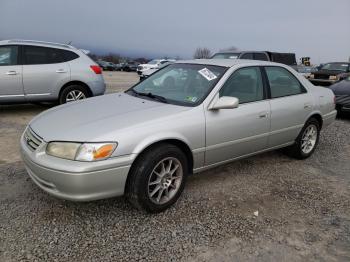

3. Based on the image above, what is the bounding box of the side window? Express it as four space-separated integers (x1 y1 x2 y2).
219 67 264 104
0 46 18 66
61 50 79 62
240 53 253 60
24 46 64 65
265 66 305 98
254 53 269 61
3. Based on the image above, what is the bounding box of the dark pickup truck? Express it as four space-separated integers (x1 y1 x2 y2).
211 51 297 66
309 62 350 86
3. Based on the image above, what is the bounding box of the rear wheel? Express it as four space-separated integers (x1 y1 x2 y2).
126 144 188 213
59 85 90 104
284 118 320 159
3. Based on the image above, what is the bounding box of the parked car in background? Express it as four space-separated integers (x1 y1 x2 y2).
309 62 350 86
329 76 350 113
97 61 116 71
295 65 316 79
0 39 105 104
21 59 336 212
211 51 297 66
139 60 175 81
120 61 139 72
137 59 176 75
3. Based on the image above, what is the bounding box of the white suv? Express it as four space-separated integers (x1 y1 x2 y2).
0 40 105 104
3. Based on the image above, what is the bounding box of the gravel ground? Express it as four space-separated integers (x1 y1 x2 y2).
1 72 350 261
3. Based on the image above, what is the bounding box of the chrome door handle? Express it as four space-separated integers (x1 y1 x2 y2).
6 71 17 75
56 69 67 73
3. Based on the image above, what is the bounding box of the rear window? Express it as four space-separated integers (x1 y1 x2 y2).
24 46 64 65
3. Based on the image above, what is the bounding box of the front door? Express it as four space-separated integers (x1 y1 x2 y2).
205 66 270 165
0 45 24 102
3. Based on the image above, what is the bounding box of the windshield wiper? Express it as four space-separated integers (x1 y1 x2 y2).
131 90 168 104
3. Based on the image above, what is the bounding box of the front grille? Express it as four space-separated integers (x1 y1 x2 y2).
24 127 43 151
314 74 330 80
336 95 350 106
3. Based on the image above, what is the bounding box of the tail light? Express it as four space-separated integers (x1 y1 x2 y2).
90 65 102 74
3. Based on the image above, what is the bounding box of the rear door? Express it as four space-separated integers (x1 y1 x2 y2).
0 45 24 102
205 66 270 165
264 66 313 147
22 45 70 101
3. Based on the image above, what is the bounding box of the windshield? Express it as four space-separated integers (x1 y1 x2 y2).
127 63 227 106
321 63 349 72
148 60 160 65
211 53 240 59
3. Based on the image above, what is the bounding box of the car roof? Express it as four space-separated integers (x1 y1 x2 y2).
0 39 76 50
175 59 284 68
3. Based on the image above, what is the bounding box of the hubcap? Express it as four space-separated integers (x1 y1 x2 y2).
301 124 317 154
148 157 183 205
66 90 86 102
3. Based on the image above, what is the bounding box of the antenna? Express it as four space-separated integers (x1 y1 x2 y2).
67 41 72 45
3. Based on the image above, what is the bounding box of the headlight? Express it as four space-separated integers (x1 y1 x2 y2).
75 143 117 161
46 142 117 161
309 74 314 79
329 75 338 80
46 142 81 160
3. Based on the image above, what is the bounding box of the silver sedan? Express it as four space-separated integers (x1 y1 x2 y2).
20 59 337 212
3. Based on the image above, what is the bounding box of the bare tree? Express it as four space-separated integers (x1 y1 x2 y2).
219 46 239 52
193 47 212 59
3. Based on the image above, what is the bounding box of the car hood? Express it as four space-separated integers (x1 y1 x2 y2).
329 80 350 95
30 93 190 142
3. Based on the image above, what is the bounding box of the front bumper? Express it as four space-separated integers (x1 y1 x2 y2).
309 79 338 86
20 131 133 201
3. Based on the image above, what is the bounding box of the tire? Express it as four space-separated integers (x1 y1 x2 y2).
284 118 320 159
126 143 188 213
59 85 90 104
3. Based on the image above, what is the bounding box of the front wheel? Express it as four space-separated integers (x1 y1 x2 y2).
126 144 188 213
284 118 320 159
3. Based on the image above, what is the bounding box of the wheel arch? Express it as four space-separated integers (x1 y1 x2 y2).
124 138 194 193
306 112 323 129
59 81 93 98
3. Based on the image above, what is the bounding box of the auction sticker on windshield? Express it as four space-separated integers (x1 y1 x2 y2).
198 68 217 81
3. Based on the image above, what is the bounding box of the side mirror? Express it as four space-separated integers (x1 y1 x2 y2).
209 96 239 110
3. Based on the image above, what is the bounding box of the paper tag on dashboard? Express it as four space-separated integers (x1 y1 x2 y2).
198 68 217 81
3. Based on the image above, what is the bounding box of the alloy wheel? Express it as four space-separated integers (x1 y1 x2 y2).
301 124 318 154
147 157 183 205
66 90 86 102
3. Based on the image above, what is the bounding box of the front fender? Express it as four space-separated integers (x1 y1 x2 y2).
132 132 192 155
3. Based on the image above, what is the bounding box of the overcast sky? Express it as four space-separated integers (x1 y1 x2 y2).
0 0 349 63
